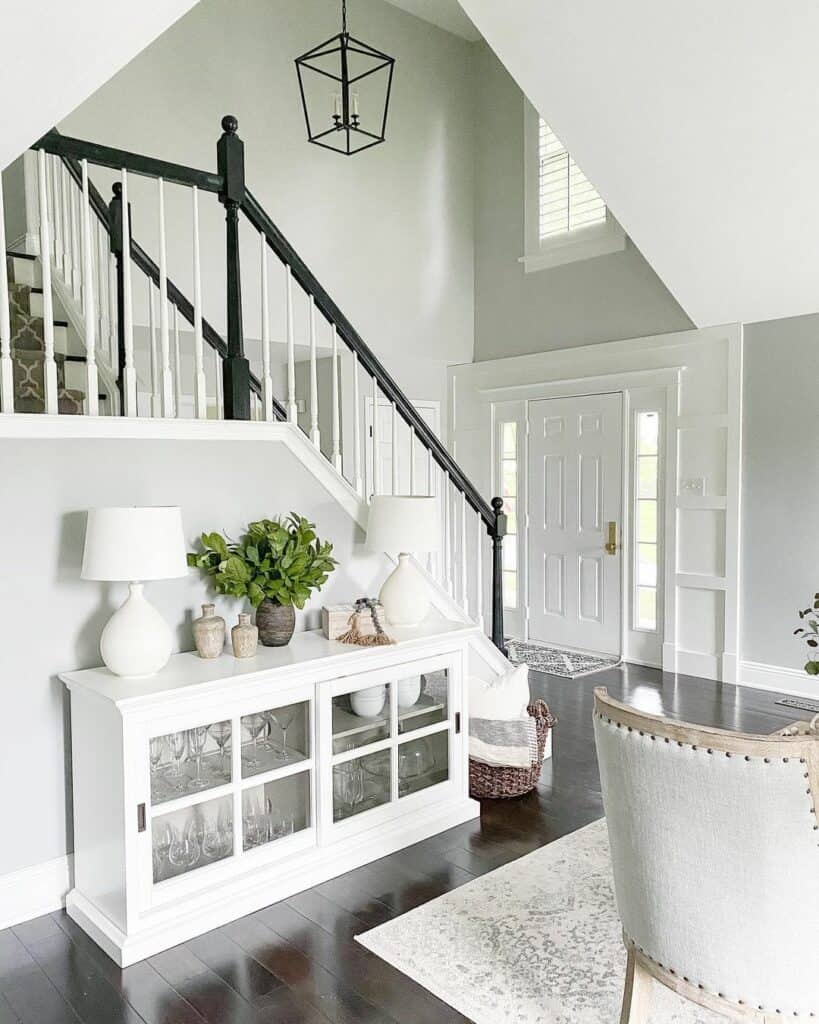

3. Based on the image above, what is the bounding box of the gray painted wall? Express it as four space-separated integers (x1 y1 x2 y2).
471 42 693 362
0 438 387 877
741 315 819 671
58 0 476 433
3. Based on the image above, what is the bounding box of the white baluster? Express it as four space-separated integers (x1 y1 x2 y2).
173 304 182 417
60 163 71 282
69 176 81 299
409 426 417 495
260 236 273 421
48 156 61 265
330 325 342 472
191 186 206 419
285 265 297 422
475 510 484 630
461 495 469 616
120 171 137 416
352 351 363 495
156 178 173 416
95 219 107 367
147 279 159 417
107 252 118 376
0 173 13 413
214 346 224 419
80 160 98 416
391 402 399 494
371 376 380 497
443 472 452 594
308 296 320 447
36 150 58 415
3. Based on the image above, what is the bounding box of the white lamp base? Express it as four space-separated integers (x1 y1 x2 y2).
379 553 430 628
100 582 173 678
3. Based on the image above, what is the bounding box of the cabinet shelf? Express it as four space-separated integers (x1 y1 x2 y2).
150 781 234 818
332 693 445 741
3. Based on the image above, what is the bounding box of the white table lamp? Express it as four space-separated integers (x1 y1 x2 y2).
82 507 188 678
367 496 440 627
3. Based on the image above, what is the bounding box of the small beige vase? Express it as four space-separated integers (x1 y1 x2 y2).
192 603 225 659
232 613 258 659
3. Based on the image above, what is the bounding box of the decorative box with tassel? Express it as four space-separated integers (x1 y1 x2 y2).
322 599 394 646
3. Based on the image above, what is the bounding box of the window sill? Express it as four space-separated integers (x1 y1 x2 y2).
521 220 626 273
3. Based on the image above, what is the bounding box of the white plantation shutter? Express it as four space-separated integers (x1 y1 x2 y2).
539 118 606 240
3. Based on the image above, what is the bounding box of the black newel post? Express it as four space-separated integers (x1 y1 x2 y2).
490 496 507 653
217 114 251 420
108 182 128 414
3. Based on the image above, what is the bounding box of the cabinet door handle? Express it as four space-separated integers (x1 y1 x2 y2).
137 803 146 833
455 712 461 734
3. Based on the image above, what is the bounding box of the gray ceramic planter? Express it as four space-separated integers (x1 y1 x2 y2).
256 599 296 647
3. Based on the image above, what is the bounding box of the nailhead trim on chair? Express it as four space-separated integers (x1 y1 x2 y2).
598 712 819 1018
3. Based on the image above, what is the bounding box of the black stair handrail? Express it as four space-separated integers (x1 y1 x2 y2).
29 119 507 651
37 130 284 418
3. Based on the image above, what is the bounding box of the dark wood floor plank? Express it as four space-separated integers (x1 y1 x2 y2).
186 930 285 1004
0 992 20 1024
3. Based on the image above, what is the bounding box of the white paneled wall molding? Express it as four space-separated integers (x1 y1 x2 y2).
449 324 743 682
1 121 508 656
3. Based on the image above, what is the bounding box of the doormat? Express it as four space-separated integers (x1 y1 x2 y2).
775 696 819 714
506 639 621 678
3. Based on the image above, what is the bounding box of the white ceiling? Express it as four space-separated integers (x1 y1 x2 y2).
460 0 819 327
382 0 481 42
0 1 199 171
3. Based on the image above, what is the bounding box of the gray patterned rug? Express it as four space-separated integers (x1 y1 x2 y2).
357 819 719 1023
506 639 621 678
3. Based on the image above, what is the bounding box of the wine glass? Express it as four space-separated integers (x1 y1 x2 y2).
208 721 231 775
149 737 165 774
168 732 188 791
243 713 266 769
169 819 201 871
152 823 172 882
187 726 209 790
260 710 278 751
203 806 232 859
271 705 298 762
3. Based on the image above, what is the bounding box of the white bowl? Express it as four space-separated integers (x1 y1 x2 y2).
350 685 386 718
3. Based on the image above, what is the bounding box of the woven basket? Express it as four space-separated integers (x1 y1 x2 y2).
469 700 556 800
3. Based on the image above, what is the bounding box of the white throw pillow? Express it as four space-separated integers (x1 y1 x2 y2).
469 663 530 721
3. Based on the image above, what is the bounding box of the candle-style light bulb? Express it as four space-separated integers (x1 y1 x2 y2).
352 92 360 117
333 93 342 117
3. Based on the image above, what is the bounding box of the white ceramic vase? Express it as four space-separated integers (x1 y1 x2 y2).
100 582 172 677
379 554 430 627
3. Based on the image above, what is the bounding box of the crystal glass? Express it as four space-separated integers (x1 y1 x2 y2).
271 705 298 761
168 731 187 789
243 713 266 769
398 732 448 798
242 772 310 851
202 804 233 860
168 820 200 870
187 726 209 790
208 721 231 769
149 736 165 774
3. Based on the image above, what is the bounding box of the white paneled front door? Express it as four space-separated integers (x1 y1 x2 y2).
528 393 623 655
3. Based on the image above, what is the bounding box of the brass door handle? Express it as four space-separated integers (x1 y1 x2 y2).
605 521 618 555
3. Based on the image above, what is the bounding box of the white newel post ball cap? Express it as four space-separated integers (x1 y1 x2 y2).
366 496 440 554
81 507 188 581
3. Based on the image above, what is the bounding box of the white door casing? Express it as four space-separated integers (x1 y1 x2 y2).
528 392 623 655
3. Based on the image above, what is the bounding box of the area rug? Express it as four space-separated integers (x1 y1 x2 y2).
357 819 720 1023
506 639 621 678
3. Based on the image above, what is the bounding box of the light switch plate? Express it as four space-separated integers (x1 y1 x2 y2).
681 477 706 496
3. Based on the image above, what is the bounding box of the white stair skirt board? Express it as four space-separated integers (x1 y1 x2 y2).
0 854 73 930
357 819 721 1024
506 638 621 678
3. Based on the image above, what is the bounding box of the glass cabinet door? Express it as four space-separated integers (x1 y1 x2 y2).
149 720 232 806
241 701 310 779
397 668 449 734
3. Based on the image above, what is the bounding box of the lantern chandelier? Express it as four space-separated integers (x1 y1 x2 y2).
295 0 396 156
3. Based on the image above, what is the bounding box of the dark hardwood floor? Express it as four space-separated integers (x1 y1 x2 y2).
0 664 805 1024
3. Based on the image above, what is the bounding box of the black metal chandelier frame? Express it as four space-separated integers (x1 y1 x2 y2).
295 0 395 156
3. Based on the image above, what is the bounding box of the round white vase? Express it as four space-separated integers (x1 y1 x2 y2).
379 554 430 627
100 582 173 677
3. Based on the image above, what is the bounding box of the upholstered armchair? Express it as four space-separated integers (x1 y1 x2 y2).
593 687 819 1023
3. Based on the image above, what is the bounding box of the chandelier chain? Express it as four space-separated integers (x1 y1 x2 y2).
341 0 347 35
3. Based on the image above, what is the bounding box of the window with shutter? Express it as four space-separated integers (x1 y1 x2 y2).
538 118 606 240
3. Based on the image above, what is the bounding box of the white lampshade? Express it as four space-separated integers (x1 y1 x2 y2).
81 507 188 582
366 496 440 554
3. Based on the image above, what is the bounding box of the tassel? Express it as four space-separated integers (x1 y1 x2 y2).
337 598 395 647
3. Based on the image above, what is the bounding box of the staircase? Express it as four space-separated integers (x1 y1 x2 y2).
5 252 86 414
0 118 509 652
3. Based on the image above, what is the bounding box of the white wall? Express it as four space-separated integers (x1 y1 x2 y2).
57 0 476 433
471 42 692 363
0 437 388 878
741 314 819 674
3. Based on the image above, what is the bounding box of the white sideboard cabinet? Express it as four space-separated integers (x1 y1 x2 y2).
60 620 481 966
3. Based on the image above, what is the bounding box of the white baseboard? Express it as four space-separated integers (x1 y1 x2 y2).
0 854 73 929
740 660 817 699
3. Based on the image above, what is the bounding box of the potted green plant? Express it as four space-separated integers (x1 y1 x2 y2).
187 515 337 647
794 593 819 677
